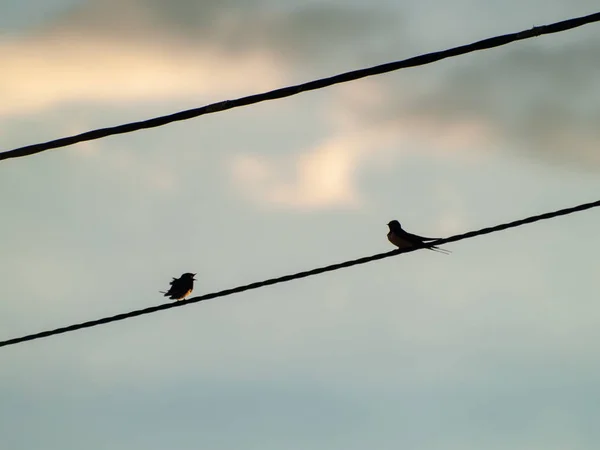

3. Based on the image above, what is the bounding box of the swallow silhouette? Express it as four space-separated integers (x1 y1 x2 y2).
160 272 196 300
387 220 450 254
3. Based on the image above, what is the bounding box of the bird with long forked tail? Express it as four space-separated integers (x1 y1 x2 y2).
387 220 450 254
160 273 196 301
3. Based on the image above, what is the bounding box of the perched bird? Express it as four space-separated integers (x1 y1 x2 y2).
160 272 196 300
387 220 450 254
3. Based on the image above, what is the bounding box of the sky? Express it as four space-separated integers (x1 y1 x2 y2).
1 1 600 449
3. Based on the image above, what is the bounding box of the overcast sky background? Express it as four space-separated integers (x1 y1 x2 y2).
1 1 600 449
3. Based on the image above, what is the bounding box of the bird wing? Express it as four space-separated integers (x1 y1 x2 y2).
400 230 450 254
404 231 440 242
160 277 181 297
163 286 184 299
161 275 195 299
396 229 428 245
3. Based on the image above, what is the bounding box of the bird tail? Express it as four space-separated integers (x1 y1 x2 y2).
427 245 451 255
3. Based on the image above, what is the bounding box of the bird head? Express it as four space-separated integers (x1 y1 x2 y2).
182 272 196 281
387 220 401 231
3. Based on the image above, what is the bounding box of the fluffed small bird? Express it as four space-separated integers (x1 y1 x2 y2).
387 220 450 254
160 272 196 301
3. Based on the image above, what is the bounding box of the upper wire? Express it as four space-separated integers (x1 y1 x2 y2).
1 12 599 162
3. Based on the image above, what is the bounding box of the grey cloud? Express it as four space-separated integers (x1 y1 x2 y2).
370 42 600 168
44 0 399 63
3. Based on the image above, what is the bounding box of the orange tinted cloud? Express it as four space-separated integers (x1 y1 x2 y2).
0 34 284 115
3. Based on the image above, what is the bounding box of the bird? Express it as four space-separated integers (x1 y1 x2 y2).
387 220 450 254
160 272 196 300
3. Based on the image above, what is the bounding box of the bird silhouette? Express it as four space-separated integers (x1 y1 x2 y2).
387 220 450 254
160 272 196 300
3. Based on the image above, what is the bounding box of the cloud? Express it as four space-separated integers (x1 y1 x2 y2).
229 81 494 210
0 35 284 115
230 136 364 209
228 120 490 210
0 0 396 116
50 0 396 60
349 43 600 169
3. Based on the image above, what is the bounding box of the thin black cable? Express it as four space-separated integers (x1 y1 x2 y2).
1 198 598 349
2 12 600 162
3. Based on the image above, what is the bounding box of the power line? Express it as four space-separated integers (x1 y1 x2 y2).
2 12 600 162
1 198 598 349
